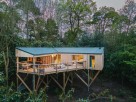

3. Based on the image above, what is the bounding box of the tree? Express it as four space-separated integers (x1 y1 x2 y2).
91 7 118 46
120 0 136 34
27 18 46 41
45 18 59 41
16 0 40 40
0 1 20 85
57 0 96 43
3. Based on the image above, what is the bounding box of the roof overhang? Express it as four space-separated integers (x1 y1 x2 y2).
16 47 104 57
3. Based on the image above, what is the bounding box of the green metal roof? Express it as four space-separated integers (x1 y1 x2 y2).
16 47 104 56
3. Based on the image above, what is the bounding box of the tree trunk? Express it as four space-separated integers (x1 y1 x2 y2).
3 46 9 86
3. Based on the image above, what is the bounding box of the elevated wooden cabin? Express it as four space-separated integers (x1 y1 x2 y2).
16 47 104 92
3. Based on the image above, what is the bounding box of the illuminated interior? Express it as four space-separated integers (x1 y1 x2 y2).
72 55 84 61
27 54 84 65
91 56 95 68
89 56 95 68
52 54 61 64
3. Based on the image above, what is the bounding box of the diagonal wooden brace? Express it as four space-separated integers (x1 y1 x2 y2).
18 74 28 88
50 75 63 90
74 72 88 87
64 73 70 88
82 70 93 80
17 73 32 93
89 70 100 87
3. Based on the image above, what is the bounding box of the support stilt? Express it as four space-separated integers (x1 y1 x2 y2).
74 70 100 91
18 74 28 89
17 74 18 91
71 72 74 85
89 70 100 87
33 75 35 92
88 69 90 91
36 75 40 91
33 57 36 92
63 72 65 94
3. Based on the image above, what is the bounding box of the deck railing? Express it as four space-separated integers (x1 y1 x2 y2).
17 61 87 74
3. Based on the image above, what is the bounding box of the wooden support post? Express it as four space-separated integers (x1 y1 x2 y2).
67 62 68 71
36 75 40 91
17 74 18 91
32 75 35 92
56 64 58 73
71 72 74 85
33 57 36 92
89 71 100 87
63 72 66 94
88 69 90 91
76 61 77 69
69 72 73 84
36 76 47 90
65 73 70 88
47 75 49 85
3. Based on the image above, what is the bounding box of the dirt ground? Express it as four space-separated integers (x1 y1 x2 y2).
46 76 135 102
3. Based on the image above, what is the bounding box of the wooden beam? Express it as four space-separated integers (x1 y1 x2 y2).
50 75 63 90
36 76 46 90
71 72 74 85
36 79 42 91
36 75 41 91
17 75 18 91
89 70 100 87
63 72 66 94
88 69 90 91
17 73 32 93
74 72 88 87
65 73 70 88
82 70 93 80
16 57 19 72
18 74 28 88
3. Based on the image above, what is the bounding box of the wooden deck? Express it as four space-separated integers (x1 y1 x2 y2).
18 61 87 75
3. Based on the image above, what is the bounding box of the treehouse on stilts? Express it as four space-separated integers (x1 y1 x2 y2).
16 47 104 93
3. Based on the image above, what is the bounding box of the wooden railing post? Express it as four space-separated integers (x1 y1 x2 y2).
67 62 68 71
76 61 77 69
56 64 57 73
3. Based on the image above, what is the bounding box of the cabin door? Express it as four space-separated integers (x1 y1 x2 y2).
89 56 92 68
89 56 95 68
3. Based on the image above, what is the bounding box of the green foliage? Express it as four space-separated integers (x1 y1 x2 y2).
58 0 96 43
16 0 40 15
0 0 136 101
0 72 47 102
45 18 59 41
59 88 74 102
77 89 115 102
105 43 136 85
0 72 22 102
25 89 47 102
